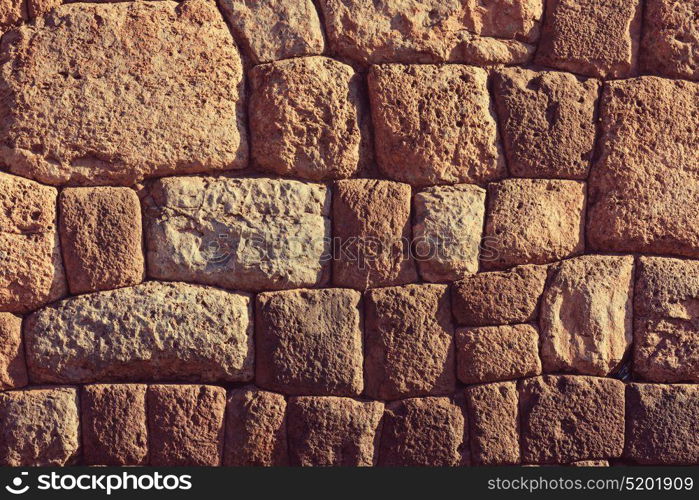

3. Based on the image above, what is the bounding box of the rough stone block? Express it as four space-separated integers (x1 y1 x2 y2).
0 313 27 389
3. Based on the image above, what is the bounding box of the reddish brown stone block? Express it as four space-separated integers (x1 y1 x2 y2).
519 376 625 464
147 385 226 466
81 384 148 466
0 312 27 390
379 397 467 466
364 284 455 400
287 396 383 466
466 382 520 465
332 179 417 289
224 387 288 466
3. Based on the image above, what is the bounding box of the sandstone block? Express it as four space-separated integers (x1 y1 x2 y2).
540 255 634 376
465 382 520 465
219 0 324 64
368 64 504 187
482 179 585 270
0 172 66 313
588 77 699 257
451 265 548 326
456 324 541 384
287 396 383 467
332 179 416 289
250 57 364 181
224 387 288 466
147 385 226 466
379 397 466 466
364 284 455 400
81 384 148 466
625 383 699 465
0 387 79 466
535 0 642 78
457 33 535 65
145 176 330 292
0 0 24 28
59 187 144 294
255 288 363 397
492 67 599 179
519 375 625 464
0 0 247 186
24 281 253 383
0 313 27 389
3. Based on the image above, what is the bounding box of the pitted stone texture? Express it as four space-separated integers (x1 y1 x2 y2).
492 67 599 179
379 397 466 466
318 0 541 65
466 381 520 465
456 324 541 384
147 385 226 466
219 0 324 64
452 265 548 326
24 281 253 384
255 288 363 397
540 255 634 376
287 396 383 467
519 376 625 464
0 173 66 313
225 387 288 466
0 387 79 466
26 0 60 19
633 257 699 383
641 0 699 80
535 0 642 78
458 33 535 65
81 384 148 466
368 64 504 187
145 176 330 292
332 179 416 290
60 187 144 294
0 0 247 186
0 313 27 390
413 184 485 282
250 57 365 181
588 77 699 258
625 383 699 465
0 0 25 28
482 179 585 270
364 284 455 400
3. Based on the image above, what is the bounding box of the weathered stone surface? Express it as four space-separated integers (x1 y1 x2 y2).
0 0 24 28
0 0 247 186
492 67 600 179
219 0 324 64
224 387 288 466
451 265 548 326
379 397 466 466
368 64 504 187
641 0 699 80
250 57 364 181
364 284 454 400
588 77 699 257
535 0 642 78
456 324 541 384
332 179 416 289
26 0 61 19
147 384 226 466
318 0 542 65
60 187 144 294
482 179 585 270
633 257 699 383
287 396 383 466
0 312 26 389
81 384 148 466
519 375 625 464
24 281 253 383
465 382 520 465
540 255 634 376
0 172 66 313
458 33 535 65
413 185 485 282
145 176 330 292
0 387 79 466
255 288 363 396
626 383 699 465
